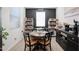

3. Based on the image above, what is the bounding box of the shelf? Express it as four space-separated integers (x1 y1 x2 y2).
25 27 33 28
49 23 56 25
49 20 57 22
24 31 32 33
25 20 32 22
49 25 56 26
25 24 32 26
25 28 33 31
48 24 56 26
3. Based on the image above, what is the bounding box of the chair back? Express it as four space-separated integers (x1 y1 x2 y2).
45 32 50 39
23 32 31 45
49 31 54 37
23 32 30 41
45 31 54 39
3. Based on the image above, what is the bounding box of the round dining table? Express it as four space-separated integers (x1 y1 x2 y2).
29 31 48 38
29 30 48 51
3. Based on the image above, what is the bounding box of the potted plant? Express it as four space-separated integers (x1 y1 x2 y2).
0 27 9 46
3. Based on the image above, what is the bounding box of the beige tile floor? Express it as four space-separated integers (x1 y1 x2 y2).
9 37 64 51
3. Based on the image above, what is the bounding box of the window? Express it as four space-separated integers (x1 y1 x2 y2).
36 12 45 27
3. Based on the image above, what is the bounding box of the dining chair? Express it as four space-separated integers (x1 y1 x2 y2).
23 32 37 51
39 31 53 51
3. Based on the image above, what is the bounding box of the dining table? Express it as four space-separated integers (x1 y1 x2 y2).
29 30 48 50
30 30 48 38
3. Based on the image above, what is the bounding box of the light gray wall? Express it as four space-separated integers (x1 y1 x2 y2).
64 7 79 25
2 7 25 50
56 7 79 25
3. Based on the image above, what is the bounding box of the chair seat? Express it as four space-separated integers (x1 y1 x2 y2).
26 39 37 46
39 39 50 46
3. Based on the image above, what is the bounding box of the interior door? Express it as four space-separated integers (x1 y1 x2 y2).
0 8 2 51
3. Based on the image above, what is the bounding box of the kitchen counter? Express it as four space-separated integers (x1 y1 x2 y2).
54 28 79 51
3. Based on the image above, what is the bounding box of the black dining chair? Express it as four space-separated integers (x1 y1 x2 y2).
39 31 53 51
23 32 37 51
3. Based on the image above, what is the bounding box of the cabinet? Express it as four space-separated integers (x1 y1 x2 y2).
56 29 79 51
56 30 68 50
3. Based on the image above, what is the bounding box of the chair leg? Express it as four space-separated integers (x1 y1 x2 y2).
29 46 31 51
44 39 45 51
50 38 51 51
50 43 51 51
24 44 26 51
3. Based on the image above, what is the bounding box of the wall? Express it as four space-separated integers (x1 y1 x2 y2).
64 7 79 25
1 7 25 51
56 7 64 25
26 8 56 27
56 7 79 25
